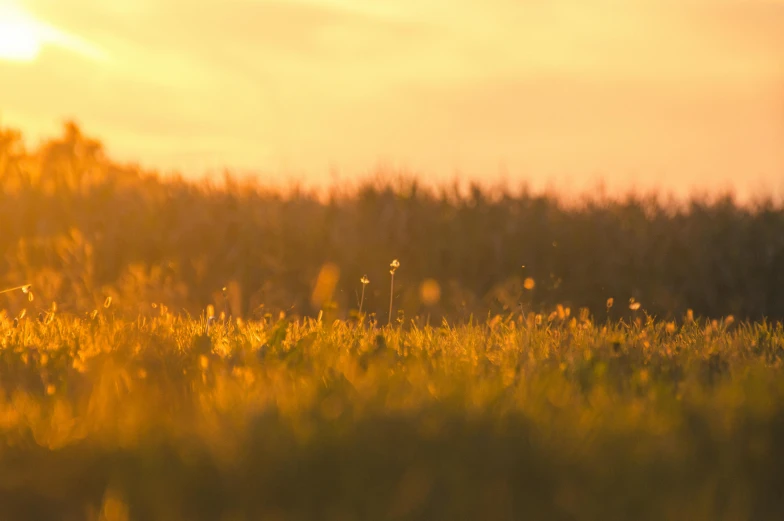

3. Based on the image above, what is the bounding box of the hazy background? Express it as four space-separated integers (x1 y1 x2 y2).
1 0 783 198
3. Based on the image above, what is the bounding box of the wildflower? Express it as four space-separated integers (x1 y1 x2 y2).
606 298 614 309
389 259 400 325
358 275 370 317
0 283 32 297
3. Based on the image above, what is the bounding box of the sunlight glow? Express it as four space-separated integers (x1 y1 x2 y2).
0 1 107 63
0 3 41 62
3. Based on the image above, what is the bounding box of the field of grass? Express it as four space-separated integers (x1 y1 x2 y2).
3 122 784 520
4 122 784 323
2 308 784 520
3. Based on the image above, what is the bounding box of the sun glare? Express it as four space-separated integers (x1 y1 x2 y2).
0 3 42 62
0 1 107 63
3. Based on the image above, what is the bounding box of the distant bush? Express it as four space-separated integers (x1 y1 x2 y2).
1 122 783 321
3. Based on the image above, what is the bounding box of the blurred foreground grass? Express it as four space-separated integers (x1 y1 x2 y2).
1 311 784 520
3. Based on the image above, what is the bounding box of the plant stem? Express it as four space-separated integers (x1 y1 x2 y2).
359 285 366 317
0 284 30 295
388 272 395 326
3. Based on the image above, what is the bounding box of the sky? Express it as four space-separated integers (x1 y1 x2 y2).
0 0 783 197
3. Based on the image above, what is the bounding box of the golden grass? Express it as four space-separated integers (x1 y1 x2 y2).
0 312 783 520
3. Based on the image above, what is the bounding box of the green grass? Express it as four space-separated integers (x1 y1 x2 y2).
1 311 783 520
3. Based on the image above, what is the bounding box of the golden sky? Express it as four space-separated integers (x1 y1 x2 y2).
1 0 783 197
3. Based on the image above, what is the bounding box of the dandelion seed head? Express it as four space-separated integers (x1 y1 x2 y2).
360 275 370 285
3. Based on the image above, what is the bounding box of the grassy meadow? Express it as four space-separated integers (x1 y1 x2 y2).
1 310 784 520
2 123 784 520
3 123 784 323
